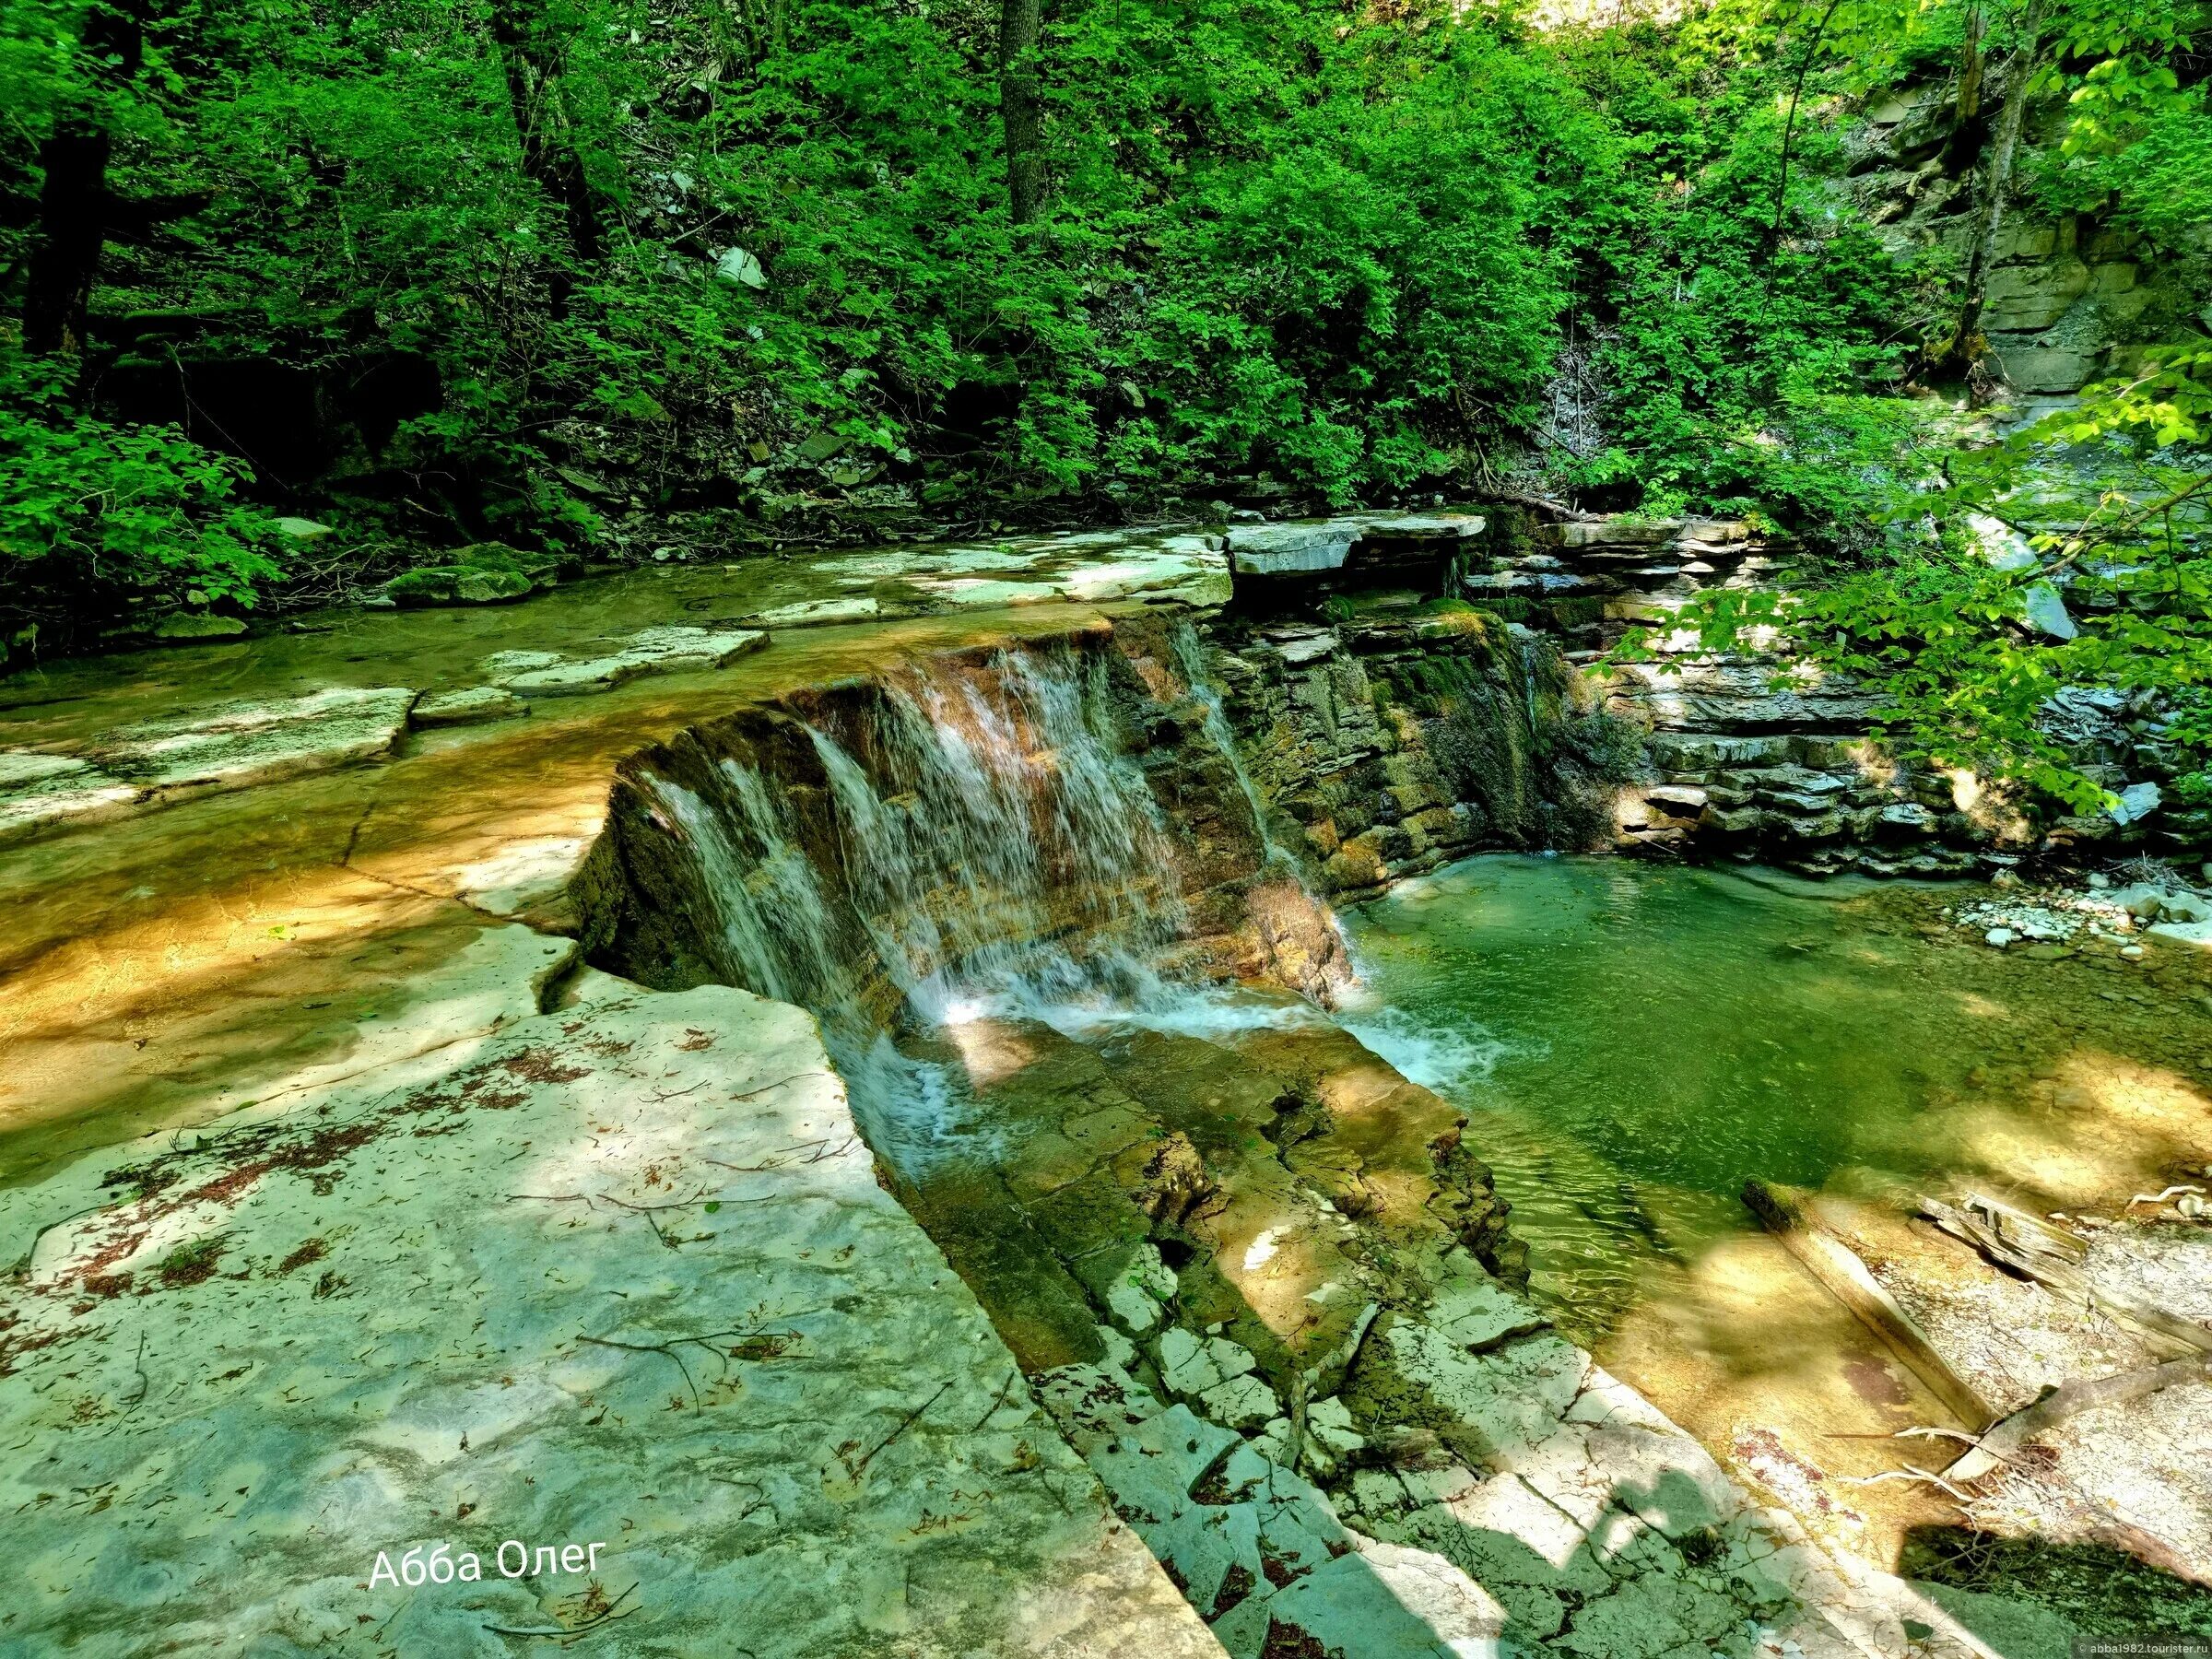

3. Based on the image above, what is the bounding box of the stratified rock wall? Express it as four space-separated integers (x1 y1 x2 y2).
1846 81 2206 396
1463 512 2006 877
1195 607 1640 899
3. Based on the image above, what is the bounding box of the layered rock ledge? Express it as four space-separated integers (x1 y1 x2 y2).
0 948 1212 1656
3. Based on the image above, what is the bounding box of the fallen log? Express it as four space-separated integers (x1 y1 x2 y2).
1920 1192 2212 1359
1743 1179 1997 1431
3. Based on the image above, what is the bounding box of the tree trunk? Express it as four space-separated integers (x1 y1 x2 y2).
998 0 1044 224
22 123 112 358
20 1 145 359
1946 0 2049 389
1955 5 1985 123
491 0 606 267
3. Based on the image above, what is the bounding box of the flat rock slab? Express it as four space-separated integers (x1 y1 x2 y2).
821 531 1229 610
0 974 1216 1658
414 685 531 727
1 687 418 846
488 626 766 697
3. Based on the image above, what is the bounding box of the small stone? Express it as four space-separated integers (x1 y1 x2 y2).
715 246 768 288
1983 927 2017 947
2020 581 2078 641
2121 945 2146 960
2109 781 2162 825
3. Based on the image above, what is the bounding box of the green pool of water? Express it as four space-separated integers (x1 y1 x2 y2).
1335 853 2208 1342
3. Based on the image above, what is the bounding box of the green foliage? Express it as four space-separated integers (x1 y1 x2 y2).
1629 349 2212 813
0 352 278 651
1 0 1938 606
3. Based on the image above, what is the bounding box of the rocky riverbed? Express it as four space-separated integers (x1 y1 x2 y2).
3 515 2207 1656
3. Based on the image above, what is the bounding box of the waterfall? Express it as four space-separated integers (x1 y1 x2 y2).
639 644 1227 1165
1170 621 1293 869
648 766 845 1008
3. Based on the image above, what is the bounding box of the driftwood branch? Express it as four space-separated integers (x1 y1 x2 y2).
1920 1192 2212 1358
1945 1354 2212 1486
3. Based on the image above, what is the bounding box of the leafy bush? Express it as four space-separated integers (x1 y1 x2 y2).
0 354 278 658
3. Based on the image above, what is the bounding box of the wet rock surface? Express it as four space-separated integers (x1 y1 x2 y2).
0 686 419 845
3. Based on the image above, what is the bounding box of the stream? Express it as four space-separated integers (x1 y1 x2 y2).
1338 852 2212 1559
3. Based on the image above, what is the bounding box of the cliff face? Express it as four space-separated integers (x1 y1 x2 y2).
1849 80 2207 397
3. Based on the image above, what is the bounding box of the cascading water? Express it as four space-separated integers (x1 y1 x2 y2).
638 643 1251 1169
1170 621 1293 869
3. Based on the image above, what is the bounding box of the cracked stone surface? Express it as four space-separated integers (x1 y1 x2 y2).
0 971 1218 1656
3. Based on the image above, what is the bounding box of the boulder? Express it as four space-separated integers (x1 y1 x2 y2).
150 612 248 643
380 544 575 608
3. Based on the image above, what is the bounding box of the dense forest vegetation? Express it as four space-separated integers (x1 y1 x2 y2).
1 0 2207 809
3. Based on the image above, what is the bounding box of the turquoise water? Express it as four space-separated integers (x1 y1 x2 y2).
1334 853 2180 1340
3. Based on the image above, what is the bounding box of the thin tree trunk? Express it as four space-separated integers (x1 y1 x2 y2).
22 123 112 357
20 1 145 359
1956 5 1985 123
998 0 1044 224
1767 0 1845 248
492 1 606 267
1946 0 2049 386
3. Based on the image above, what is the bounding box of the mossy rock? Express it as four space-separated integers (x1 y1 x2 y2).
150 612 249 643
379 543 571 608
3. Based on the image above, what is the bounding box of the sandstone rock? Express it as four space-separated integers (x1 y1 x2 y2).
1227 520 1362 575
1983 260 2090 331
2 688 420 844
1999 345 2100 394
1559 520 1678 549
1159 1326 1258 1401
1642 784 1708 816
1198 1372 1278 1430
1101 1241 1177 1333
1341 511 1487 542
1877 801 1936 837
481 648 568 677
91 686 418 793
0 750 140 844
1647 733 1793 770
413 685 530 726
1428 1268 1549 1352
747 595 879 628
2108 781 2160 825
